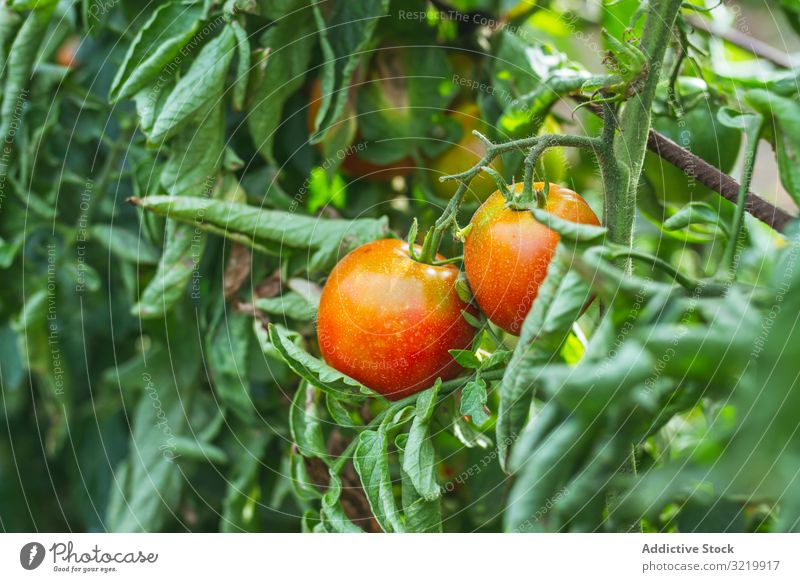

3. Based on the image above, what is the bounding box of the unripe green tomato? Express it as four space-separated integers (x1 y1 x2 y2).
643 83 741 206
429 103 504 202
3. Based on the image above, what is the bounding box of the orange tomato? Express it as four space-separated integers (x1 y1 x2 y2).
463 182 600 335
317 239 476 400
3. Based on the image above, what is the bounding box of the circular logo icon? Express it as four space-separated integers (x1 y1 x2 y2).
20 542 46 570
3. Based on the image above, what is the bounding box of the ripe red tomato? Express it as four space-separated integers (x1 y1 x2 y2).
317 239 476 400
463 182 600 335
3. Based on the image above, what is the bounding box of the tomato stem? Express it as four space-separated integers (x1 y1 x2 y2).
431 256 463 266
603 245 703 291
722 116 764 279
608 0 685 251
428 132 600 263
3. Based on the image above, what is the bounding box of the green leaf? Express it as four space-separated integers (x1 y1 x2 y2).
247 0 316 161
133 77 174 137
507 403 561 474
480 349 512 371
746 90 800 207
401 490 442 533
504 419 593 532
722 249 800 528
132 195 389 272
326 393 360 427
534 342 655 418
90 224 160 265
530 208 607 243
452 415 493 449
12 287 73 456
455 276 474 305
150 26 236 143
461 308 483 328
398 434 442 533
289 382 327 459
662 202 729 234
353 427 405 532
0 6 20 96
460 377 489 426
0 324 25 417
635 323 751 385
497 251 591 470
448 349 481 369
0 233 24 269
132 219 205 319
221 431 271 532
171 436 228 464
289 447 324 501
109 2 202 102
206 312 255 423
779 0 800 36
0 2 55 142
255 292 317 322
159 101 225 197
491 31 567 97
105 329 201 532
307 166 347 212
320 471 363 532
402 380 442 501
231 20 250 111
267 324 366 401
717 106 761 131
310 0 390 143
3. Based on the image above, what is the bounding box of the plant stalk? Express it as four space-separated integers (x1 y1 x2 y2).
722 118 764 277
608 0 686 250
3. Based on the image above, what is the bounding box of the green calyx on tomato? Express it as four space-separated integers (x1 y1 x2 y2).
463 182 600 335
317 239 477 400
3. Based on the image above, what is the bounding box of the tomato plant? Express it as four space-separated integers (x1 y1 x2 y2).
1 0 799 537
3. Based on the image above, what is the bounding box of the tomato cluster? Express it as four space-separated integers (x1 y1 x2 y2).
316 182 600 400
310 48 602 399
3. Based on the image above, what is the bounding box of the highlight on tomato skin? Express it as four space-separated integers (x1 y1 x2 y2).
463 182 600 336
316 238 477 400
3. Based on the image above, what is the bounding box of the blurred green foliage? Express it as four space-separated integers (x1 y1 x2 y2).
0 0 798 533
